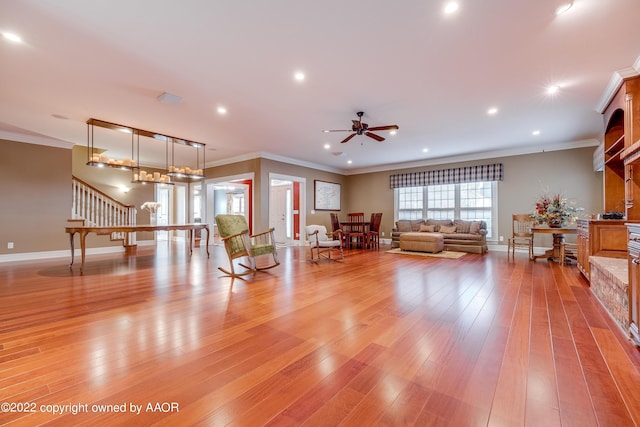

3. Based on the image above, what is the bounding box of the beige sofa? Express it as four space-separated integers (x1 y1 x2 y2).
391 219 488 254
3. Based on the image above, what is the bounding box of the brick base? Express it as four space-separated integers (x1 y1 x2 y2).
590 256 628 333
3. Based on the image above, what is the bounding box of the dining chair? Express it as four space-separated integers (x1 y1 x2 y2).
508 213 534 259
367 212 383 249
215 214 280 277
347 212 365 249
305 225 343 261
330 212 346 248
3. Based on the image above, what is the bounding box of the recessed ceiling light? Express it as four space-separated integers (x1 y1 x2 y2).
444 2 459 14
532 130 541 136
294 71 305 81
487 107 498 115
347 160 353 164
217 106 227 115
2 32 22 43
555 2 573 15
546 84 560 95
389 130 397 135
423 148 429 153
324 143 331 149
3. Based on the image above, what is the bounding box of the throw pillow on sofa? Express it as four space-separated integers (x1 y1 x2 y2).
439 225 457 234
396 219 424 232
419 224 436 232
453 219 471 233
469 221 482 234
426 219 453 231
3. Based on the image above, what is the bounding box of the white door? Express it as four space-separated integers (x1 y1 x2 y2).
270 183 291 244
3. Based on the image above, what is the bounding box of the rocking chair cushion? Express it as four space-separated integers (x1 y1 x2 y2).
252 243 277 256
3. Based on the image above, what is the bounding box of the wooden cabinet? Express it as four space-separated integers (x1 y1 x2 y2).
577 220 590 278
604 75 640 219
576 219 630 280
628 223 640 346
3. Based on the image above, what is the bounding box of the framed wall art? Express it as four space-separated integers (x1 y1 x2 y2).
314 180 341 211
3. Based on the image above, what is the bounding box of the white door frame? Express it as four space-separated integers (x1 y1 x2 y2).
269 173 306 246
205 172 255 232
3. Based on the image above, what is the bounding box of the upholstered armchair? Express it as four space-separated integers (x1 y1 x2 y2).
305 225 343 261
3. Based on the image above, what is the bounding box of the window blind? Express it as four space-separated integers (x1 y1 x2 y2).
389 163 503 189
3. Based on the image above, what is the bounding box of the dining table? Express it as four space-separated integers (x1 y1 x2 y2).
340 220 371 248
531 226 577 262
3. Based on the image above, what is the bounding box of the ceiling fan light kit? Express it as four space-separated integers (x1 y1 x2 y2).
324 111 399 144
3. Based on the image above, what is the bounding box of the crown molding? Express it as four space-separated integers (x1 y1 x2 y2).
345 139 601 175
0 130 75 150
4 130 600 178
205 151 345 174
596 56 640 113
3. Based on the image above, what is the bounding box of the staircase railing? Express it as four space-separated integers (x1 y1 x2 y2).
71 176 137 246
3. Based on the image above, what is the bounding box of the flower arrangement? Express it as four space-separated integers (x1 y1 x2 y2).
531 194 577 227
140 202 161 213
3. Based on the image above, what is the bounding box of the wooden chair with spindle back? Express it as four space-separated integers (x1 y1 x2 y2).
507 213 534 259
346 212 365 249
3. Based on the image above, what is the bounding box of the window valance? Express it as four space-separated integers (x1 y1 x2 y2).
389 163 503 189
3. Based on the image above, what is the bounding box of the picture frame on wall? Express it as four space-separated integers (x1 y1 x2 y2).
314 180 341 211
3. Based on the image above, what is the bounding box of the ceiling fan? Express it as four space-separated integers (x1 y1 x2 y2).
323 111 399 144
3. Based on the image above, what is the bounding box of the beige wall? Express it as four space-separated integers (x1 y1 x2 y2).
345 146 603 247
202 157 347 232
0 138 602 256
259 158 347 232
0 140 72 254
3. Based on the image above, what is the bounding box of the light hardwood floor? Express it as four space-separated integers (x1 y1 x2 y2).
1 242 639 426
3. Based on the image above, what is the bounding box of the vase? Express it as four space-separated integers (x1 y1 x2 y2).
150 212 157 226
548 219 563 228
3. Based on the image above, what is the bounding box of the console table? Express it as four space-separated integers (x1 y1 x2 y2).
65 223 210 271
531 226 577 262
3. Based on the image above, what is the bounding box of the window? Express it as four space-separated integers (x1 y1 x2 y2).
395 181 497 239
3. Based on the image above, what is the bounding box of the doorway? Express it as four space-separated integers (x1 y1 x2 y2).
156 186 171 241
269 173 305 246
205 173 254 237
155 184 187 242
270 180 292 245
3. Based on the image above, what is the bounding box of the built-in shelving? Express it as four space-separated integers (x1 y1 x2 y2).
605 135 625 155
604 135 625 166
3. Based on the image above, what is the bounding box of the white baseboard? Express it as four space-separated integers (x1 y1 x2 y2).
489 244 551 255
0 240 156 263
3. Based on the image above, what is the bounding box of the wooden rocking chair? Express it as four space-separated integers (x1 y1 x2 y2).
215 214 280 277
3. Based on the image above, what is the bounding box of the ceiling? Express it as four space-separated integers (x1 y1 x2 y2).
1 0 639 174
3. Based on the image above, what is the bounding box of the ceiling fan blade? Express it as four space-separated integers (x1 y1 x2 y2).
367 125 399 132
322 129 352 133
365 132 385 142
340 133 357 143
